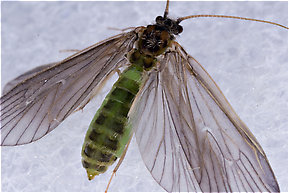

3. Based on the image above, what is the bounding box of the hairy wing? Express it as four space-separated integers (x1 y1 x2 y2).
1 30 138 146
129 44 279 192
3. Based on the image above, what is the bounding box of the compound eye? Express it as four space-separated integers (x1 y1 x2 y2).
156 16 164 24
177 25 183 34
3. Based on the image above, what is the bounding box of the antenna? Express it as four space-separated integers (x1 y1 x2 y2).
177 14 288 30
164 0 169 18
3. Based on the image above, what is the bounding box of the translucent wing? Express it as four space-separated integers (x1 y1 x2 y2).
129 43 279 192
3 63 57 95
1 30 138 146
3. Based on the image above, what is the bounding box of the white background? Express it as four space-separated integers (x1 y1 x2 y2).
1 1 288 192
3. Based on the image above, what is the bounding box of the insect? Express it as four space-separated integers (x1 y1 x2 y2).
1 1 287 192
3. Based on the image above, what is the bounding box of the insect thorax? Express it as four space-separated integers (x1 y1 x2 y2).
129 16 183 70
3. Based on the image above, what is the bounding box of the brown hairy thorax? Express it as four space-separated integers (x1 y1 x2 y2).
129 16 183 70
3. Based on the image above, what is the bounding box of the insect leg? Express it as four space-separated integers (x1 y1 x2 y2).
59 49 81 53
107 27 137 32
105 134 133 193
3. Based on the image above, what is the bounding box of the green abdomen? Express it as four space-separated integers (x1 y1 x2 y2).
81 65 143 180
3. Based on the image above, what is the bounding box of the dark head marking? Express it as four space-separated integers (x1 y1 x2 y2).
155 16 183 35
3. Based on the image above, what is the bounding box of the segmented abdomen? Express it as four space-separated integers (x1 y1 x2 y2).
81 65 143 180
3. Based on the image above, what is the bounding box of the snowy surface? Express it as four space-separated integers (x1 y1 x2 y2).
1 1 288 192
